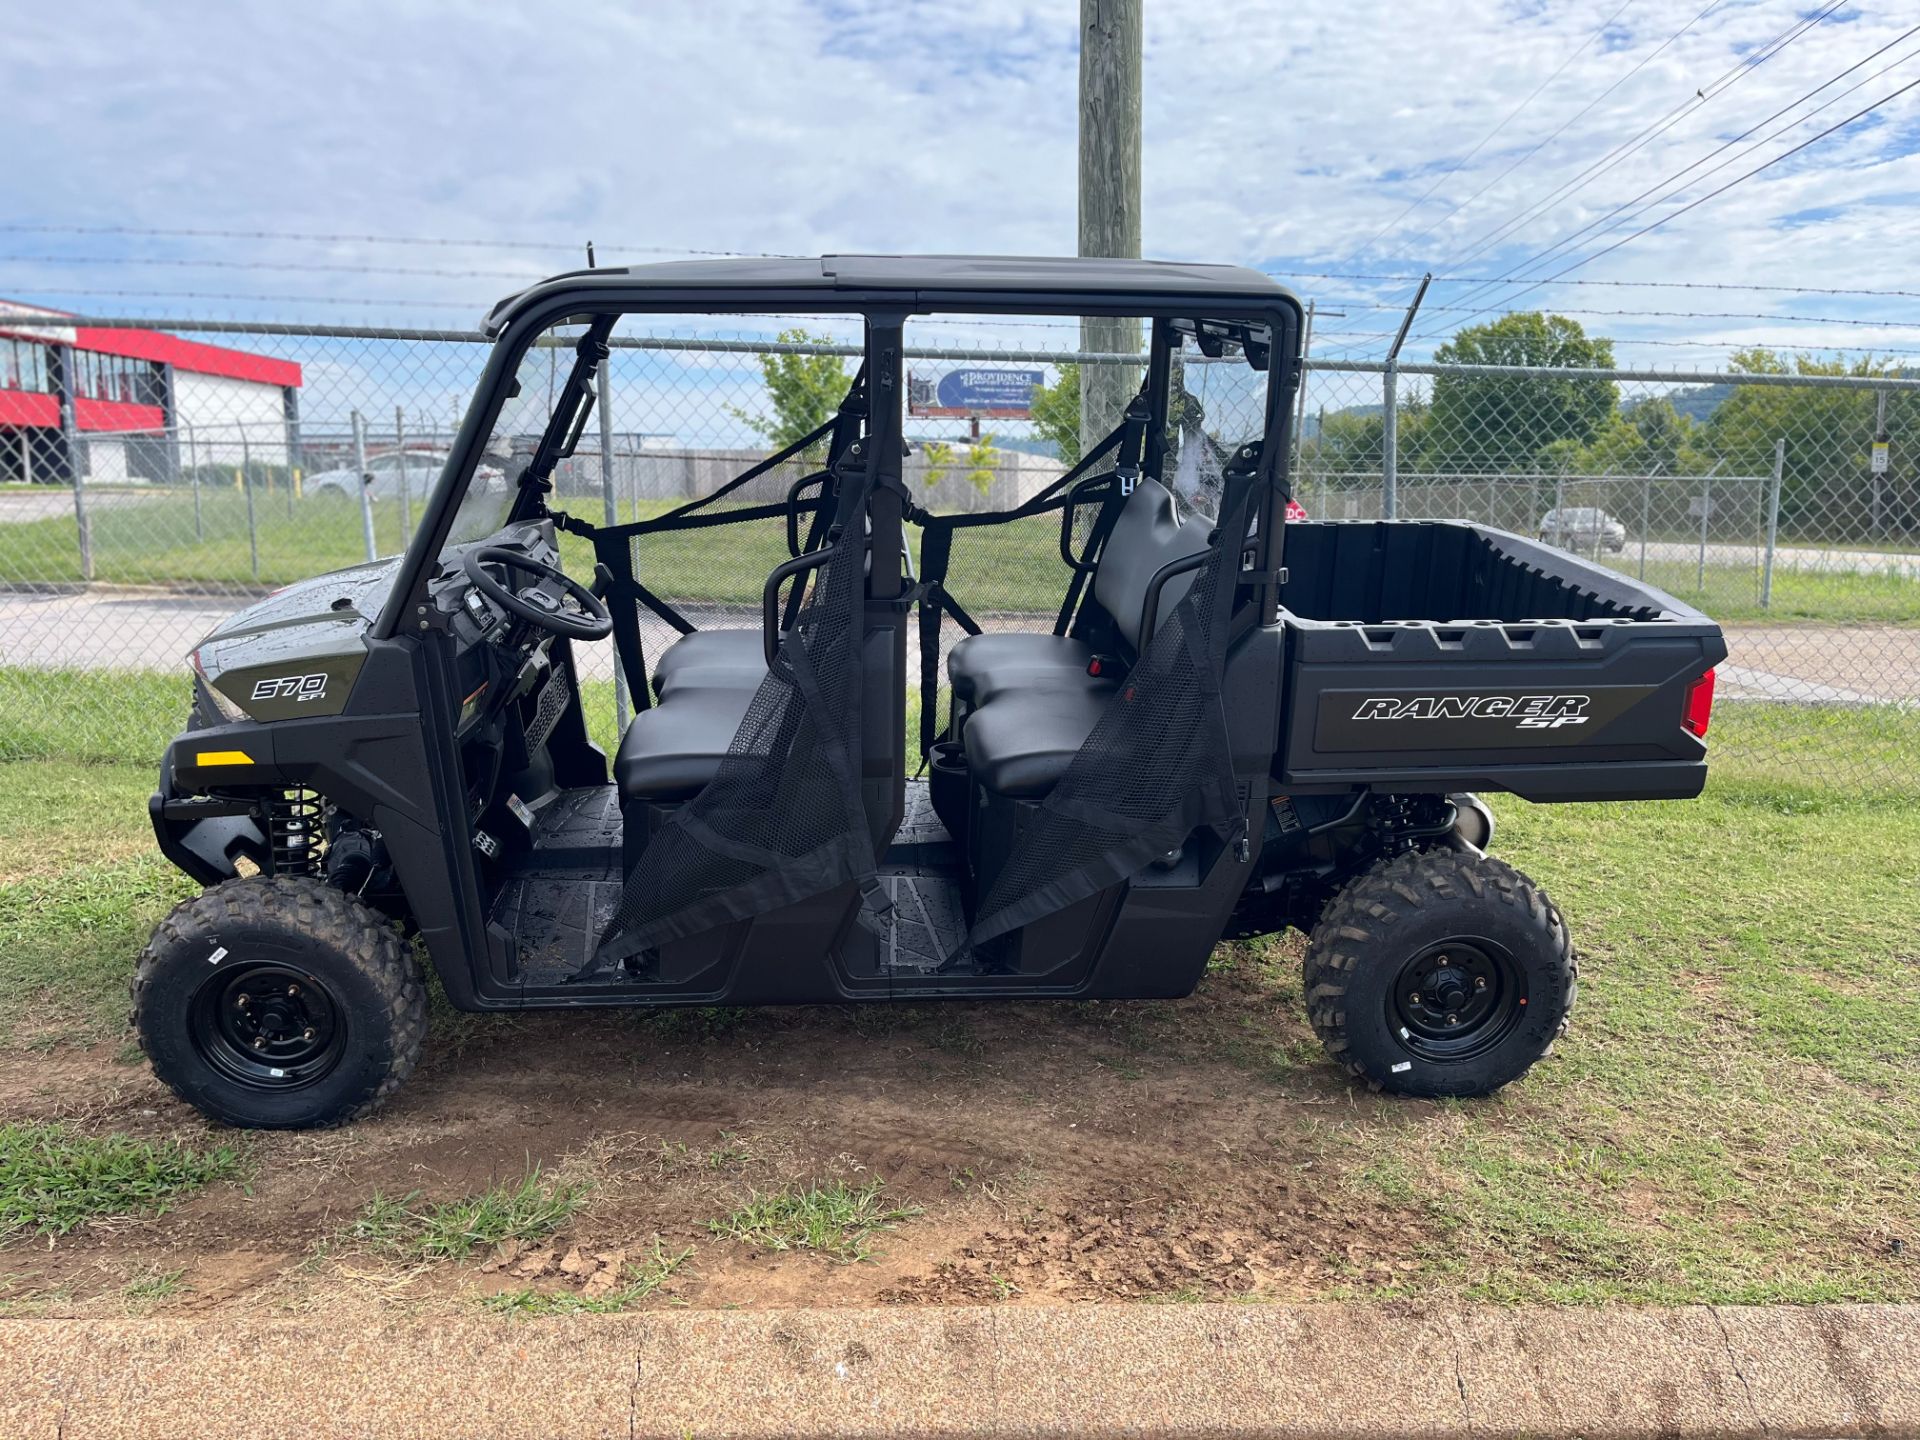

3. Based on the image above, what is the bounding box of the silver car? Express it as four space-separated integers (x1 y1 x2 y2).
304 450 449 504
1538 506 1626 553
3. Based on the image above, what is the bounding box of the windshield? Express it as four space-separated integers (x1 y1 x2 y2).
442 327 588 550
1166 341 1269 524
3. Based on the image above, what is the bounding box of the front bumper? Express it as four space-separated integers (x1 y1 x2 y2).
150 722 281 885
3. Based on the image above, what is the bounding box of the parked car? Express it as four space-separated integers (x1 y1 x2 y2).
304 450 450 504
1538 506 1626 552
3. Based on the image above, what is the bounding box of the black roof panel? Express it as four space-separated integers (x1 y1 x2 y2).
483 254 1297 333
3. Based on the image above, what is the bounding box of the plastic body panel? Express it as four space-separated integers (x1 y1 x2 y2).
1274 521 1727 801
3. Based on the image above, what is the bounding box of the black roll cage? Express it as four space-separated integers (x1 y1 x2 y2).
376 280 1303 657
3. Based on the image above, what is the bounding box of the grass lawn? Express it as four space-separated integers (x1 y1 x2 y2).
8 484 1912 624
0 690 1915 1303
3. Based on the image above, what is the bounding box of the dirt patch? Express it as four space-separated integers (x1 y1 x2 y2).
0 944 1434 1317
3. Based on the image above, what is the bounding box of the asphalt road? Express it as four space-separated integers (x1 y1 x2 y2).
1 586 1913 708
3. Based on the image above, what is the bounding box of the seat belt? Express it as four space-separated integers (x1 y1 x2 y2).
1054 394 1152 636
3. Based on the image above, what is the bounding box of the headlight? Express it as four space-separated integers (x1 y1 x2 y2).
190 649 249 724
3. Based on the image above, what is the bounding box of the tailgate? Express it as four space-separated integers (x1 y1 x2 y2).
1279 616 1728 802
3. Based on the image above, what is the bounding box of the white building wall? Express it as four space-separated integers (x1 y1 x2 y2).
171 371 290 466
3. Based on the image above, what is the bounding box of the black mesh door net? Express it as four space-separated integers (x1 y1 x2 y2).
961 434 1261 951
596 443 881 963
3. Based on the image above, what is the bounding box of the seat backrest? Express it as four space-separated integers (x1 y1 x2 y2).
1091 477 1212 654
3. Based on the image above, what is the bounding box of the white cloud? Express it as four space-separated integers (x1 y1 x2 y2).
0 0 1914 368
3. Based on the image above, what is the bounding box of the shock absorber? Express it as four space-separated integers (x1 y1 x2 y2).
267 788 324 877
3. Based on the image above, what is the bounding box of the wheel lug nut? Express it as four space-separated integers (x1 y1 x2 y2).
1474 976 1487 990
302 1028 316 1042
251 1036 267 1049
235 994 250 1009
286 984 300 997
1409 993 1422 1005
1446 1013 1459 1025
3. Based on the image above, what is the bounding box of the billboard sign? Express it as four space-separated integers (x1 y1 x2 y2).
909 367 1044 418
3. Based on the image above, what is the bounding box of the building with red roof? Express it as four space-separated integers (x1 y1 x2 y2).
0 301 303 484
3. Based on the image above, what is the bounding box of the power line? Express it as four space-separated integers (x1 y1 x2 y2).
0 253 535 280
1393 0 1725 262
1324 302 1920 329
0 285 483 309
1343 0 1636 262
0 223 784 258
1438 22 1920 318
1431 0 1849 273
1306 329 1920 356
1261 269 1920 300
1429 73 1920 338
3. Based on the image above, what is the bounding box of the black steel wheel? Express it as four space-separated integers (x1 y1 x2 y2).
189 962 348 1091
1302 848 1576 1098
134 876 425 1129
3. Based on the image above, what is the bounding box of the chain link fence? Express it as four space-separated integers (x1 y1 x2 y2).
0 313 1913 786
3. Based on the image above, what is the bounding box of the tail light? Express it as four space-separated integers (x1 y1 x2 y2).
1682 668 1716 738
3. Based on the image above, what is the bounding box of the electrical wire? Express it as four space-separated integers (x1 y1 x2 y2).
1345 0 1636 263
1430 0 1849 273
1436 23 1920 319
1392 0 1726 262
1261 269 1920 300
0 223 785 258
1424 73 1920 340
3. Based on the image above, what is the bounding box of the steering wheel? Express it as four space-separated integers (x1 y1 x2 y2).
461 547 613 641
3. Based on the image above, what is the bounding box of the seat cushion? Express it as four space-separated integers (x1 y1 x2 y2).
961 682 1116 798
614 684 756 801
946 632 1096 706
651 628 765 699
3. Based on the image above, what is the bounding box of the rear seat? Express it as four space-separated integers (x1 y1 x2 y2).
649 627 764 699
617 479 1209 805
947 479 1203 710
959 479 1208 798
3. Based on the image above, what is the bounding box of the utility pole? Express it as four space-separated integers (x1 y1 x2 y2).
1078 0 1142 454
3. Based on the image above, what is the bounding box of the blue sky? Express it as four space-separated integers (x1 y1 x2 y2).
3 0 1919 371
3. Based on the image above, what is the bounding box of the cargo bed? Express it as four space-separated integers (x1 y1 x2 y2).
1274 521 1726 802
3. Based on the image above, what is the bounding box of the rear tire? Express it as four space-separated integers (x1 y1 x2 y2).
1302 848 1575 1098
133 876 426 1129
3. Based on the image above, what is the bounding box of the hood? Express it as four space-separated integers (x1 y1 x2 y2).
192 556 403 721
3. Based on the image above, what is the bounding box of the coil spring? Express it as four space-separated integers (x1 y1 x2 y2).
268 788 324 877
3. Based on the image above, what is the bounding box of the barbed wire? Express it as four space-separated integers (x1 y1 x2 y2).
0 223 787 258
1262 270 1920 300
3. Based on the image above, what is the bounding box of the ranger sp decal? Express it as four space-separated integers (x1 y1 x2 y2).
1351 693 1591 730
1313 684 1656 753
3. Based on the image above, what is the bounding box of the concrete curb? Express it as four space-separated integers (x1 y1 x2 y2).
1 1301 1916 1439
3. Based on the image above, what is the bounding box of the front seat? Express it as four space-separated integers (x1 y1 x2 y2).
613 683 756 801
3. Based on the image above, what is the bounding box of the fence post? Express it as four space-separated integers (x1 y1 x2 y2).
1761 436 1785 610
1638 473 1650 580
597 361 630 733
241 430 259 582
1380 364 1398 520
59 357 93 582
182 422 203 542
1695 472 1711 595
395 406 413 544
1552 472 1565 546
352 410 377 563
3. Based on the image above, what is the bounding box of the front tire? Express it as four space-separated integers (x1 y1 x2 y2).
1302 849 1574 1098
133 877 426 1129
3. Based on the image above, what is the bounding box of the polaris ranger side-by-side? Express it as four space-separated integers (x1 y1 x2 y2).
136 257 1725 1128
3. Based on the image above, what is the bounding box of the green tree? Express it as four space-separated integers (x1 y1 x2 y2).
1029 364 1081 465
1705 348 1913 540
730 328 849 453
1424 313 1618 473
921 434 1001 496
1542 397 1710 477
